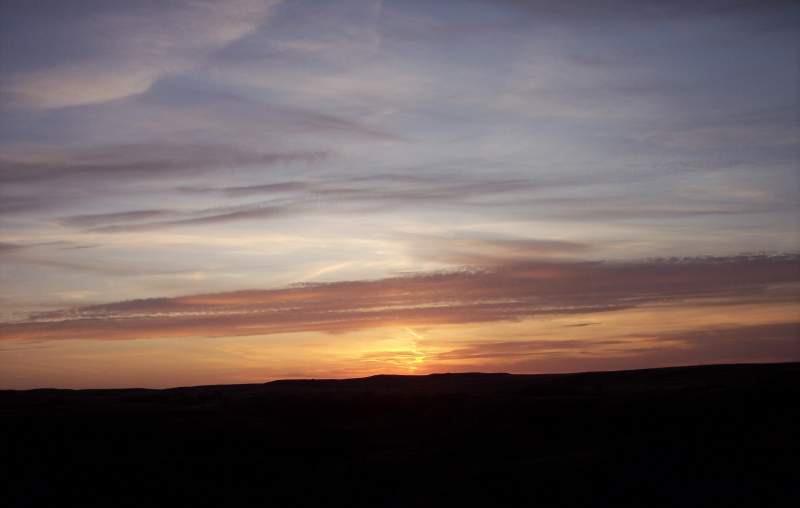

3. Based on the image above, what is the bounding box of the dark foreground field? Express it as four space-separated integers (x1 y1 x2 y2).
2 363 799 507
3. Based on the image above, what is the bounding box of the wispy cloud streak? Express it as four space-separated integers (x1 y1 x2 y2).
0 144 329 185
435 321 800 373
1 254 796 341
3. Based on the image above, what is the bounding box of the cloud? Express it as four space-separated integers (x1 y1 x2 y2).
654 321 800 360
632 106 800 153
1 254 796 342
0 143 330 226
441 321 800 373
88 203 294 233
180 173 532 202
60 210 173 228
181 182 312 198
1 0 282 108
67 78 408 144
0 240 96 253
0 242 27 254
0 143 329 186
490 0 798 24
0 240 160 276
434 338 629 360
55 174 537 232
540 202 787 221
59 165 792 232
408 234 592 266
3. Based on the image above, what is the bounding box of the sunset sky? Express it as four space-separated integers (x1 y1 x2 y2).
1 0 798 389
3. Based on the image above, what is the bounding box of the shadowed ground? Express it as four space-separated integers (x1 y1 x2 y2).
2 363 798 507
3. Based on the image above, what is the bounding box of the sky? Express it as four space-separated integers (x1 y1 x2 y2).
0 0 798 389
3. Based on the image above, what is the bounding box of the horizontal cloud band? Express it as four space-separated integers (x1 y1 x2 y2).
2 254 797 342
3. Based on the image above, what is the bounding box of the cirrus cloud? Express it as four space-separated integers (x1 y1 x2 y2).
1 0 282 109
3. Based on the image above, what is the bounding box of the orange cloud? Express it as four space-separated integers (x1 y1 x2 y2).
2 254 797 343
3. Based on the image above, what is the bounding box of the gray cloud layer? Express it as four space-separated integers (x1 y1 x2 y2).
0 143 330 185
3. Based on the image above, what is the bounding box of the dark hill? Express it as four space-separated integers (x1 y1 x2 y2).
2 363 798 507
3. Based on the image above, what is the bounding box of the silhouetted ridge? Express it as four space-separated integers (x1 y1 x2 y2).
3 362 798 507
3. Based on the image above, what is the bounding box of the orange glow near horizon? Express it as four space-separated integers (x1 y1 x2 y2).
2 290 797 389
